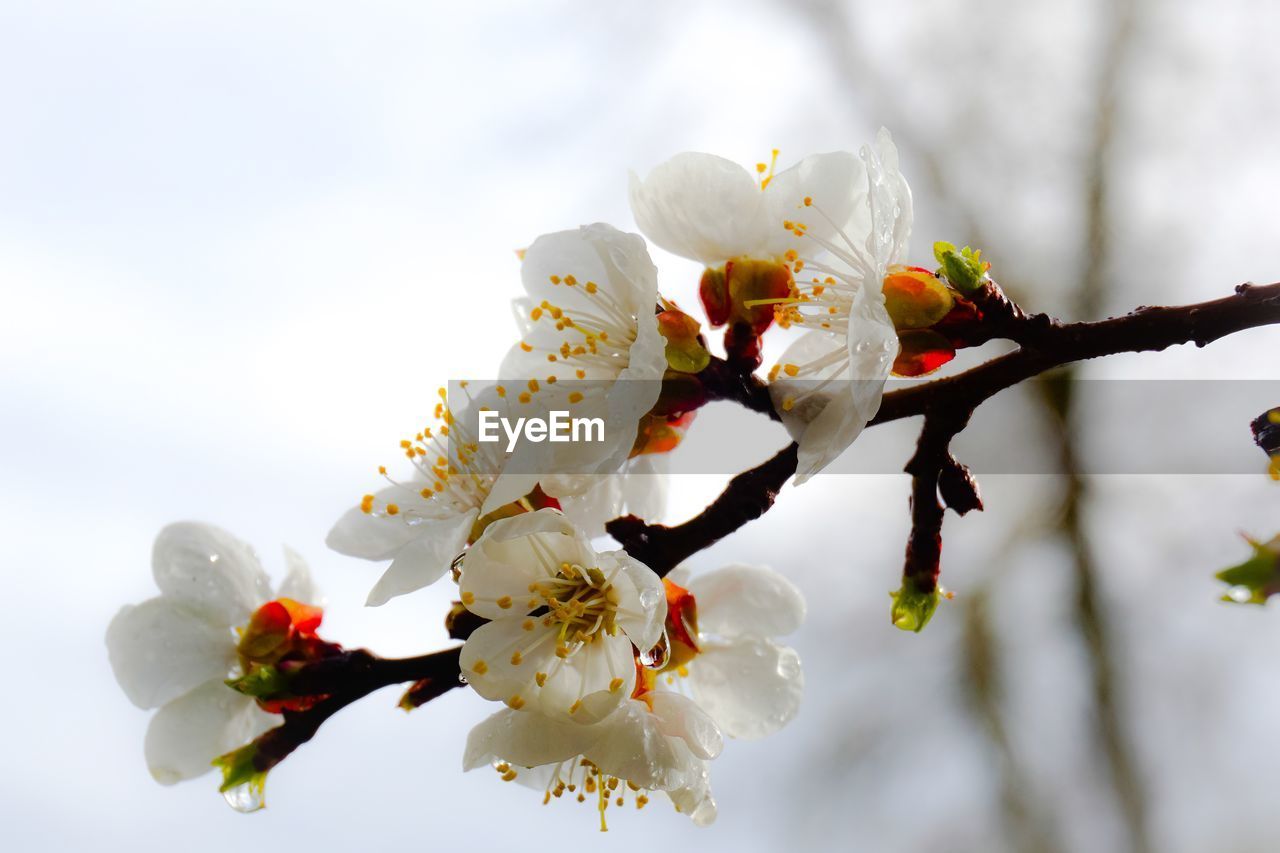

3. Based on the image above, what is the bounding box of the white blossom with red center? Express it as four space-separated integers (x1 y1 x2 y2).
660 563 806 739
629 132 913 482
105 522 320 786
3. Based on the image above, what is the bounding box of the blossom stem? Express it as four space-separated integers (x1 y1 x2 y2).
245 647 463 777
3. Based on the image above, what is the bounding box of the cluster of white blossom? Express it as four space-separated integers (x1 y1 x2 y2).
106 130 915 828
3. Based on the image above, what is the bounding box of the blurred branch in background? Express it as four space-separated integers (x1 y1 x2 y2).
792 0 1152 849
962 585 1063 853
1044 1 1152 851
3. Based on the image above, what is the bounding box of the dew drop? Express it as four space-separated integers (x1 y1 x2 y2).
221 780 265 813
639 629 670 669
1227 586 1252 603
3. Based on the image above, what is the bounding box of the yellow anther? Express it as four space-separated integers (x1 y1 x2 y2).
496 595 513 609
608 677 624 692
378 465 387 475
385 503 400 515
783 363 800 377
535 672 548 687
569 699 582 715
520 342 533 352
522 618 535 631
564 274 577 286
508 695 525 710
549 275 561 284
461 591 475 606
510 651 523 665
585 281 598 294
518 392 532 404
567 391 584 404
803 195 813 206
359 494 375 513
782 397 795 412
472 659 489 675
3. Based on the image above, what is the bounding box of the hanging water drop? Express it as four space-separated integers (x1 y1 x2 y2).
221 779 265 813
639 629 670 669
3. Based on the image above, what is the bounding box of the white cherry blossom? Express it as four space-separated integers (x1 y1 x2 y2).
767 129 911 481
663 563 805 739
483 222 668 515
630 133 912 482
105 522 317 785
327 382 667 606
458 509 666 724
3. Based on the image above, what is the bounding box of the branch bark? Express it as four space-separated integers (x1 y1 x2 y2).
611 281 1280 579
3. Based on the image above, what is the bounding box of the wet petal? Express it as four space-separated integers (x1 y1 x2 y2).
152 522 270 626
364 511 475 606
690 637 803 740
539 632 635 724
605 550 666 652
459 617 558 704
144 680 275 785
462 707 597 771
106 598 236 710
687 564 805 639
649 691 723 760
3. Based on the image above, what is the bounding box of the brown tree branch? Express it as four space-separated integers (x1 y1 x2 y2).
610 281 1280 580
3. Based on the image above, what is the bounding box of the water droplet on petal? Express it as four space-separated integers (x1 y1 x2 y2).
639 629 670 669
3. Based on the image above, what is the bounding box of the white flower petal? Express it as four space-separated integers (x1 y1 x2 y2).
761 151 864 258
773 289 897 483
690 637 803 740
151 522 270 626
861 127 913 270
539 632 635 724
586 699 688 791
462 707 597 772
540 474 624 539
325 486 436 561
619 453 669 523
276 545 318 604
364 511 475 606
629 154 767 264
687 564 805 639
460 509 594 620
663 740 717 825
144 679 275 785
649 691 723 760
518 224 657 324
106 598 236 710
604 550 666 652
459 618 557 704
